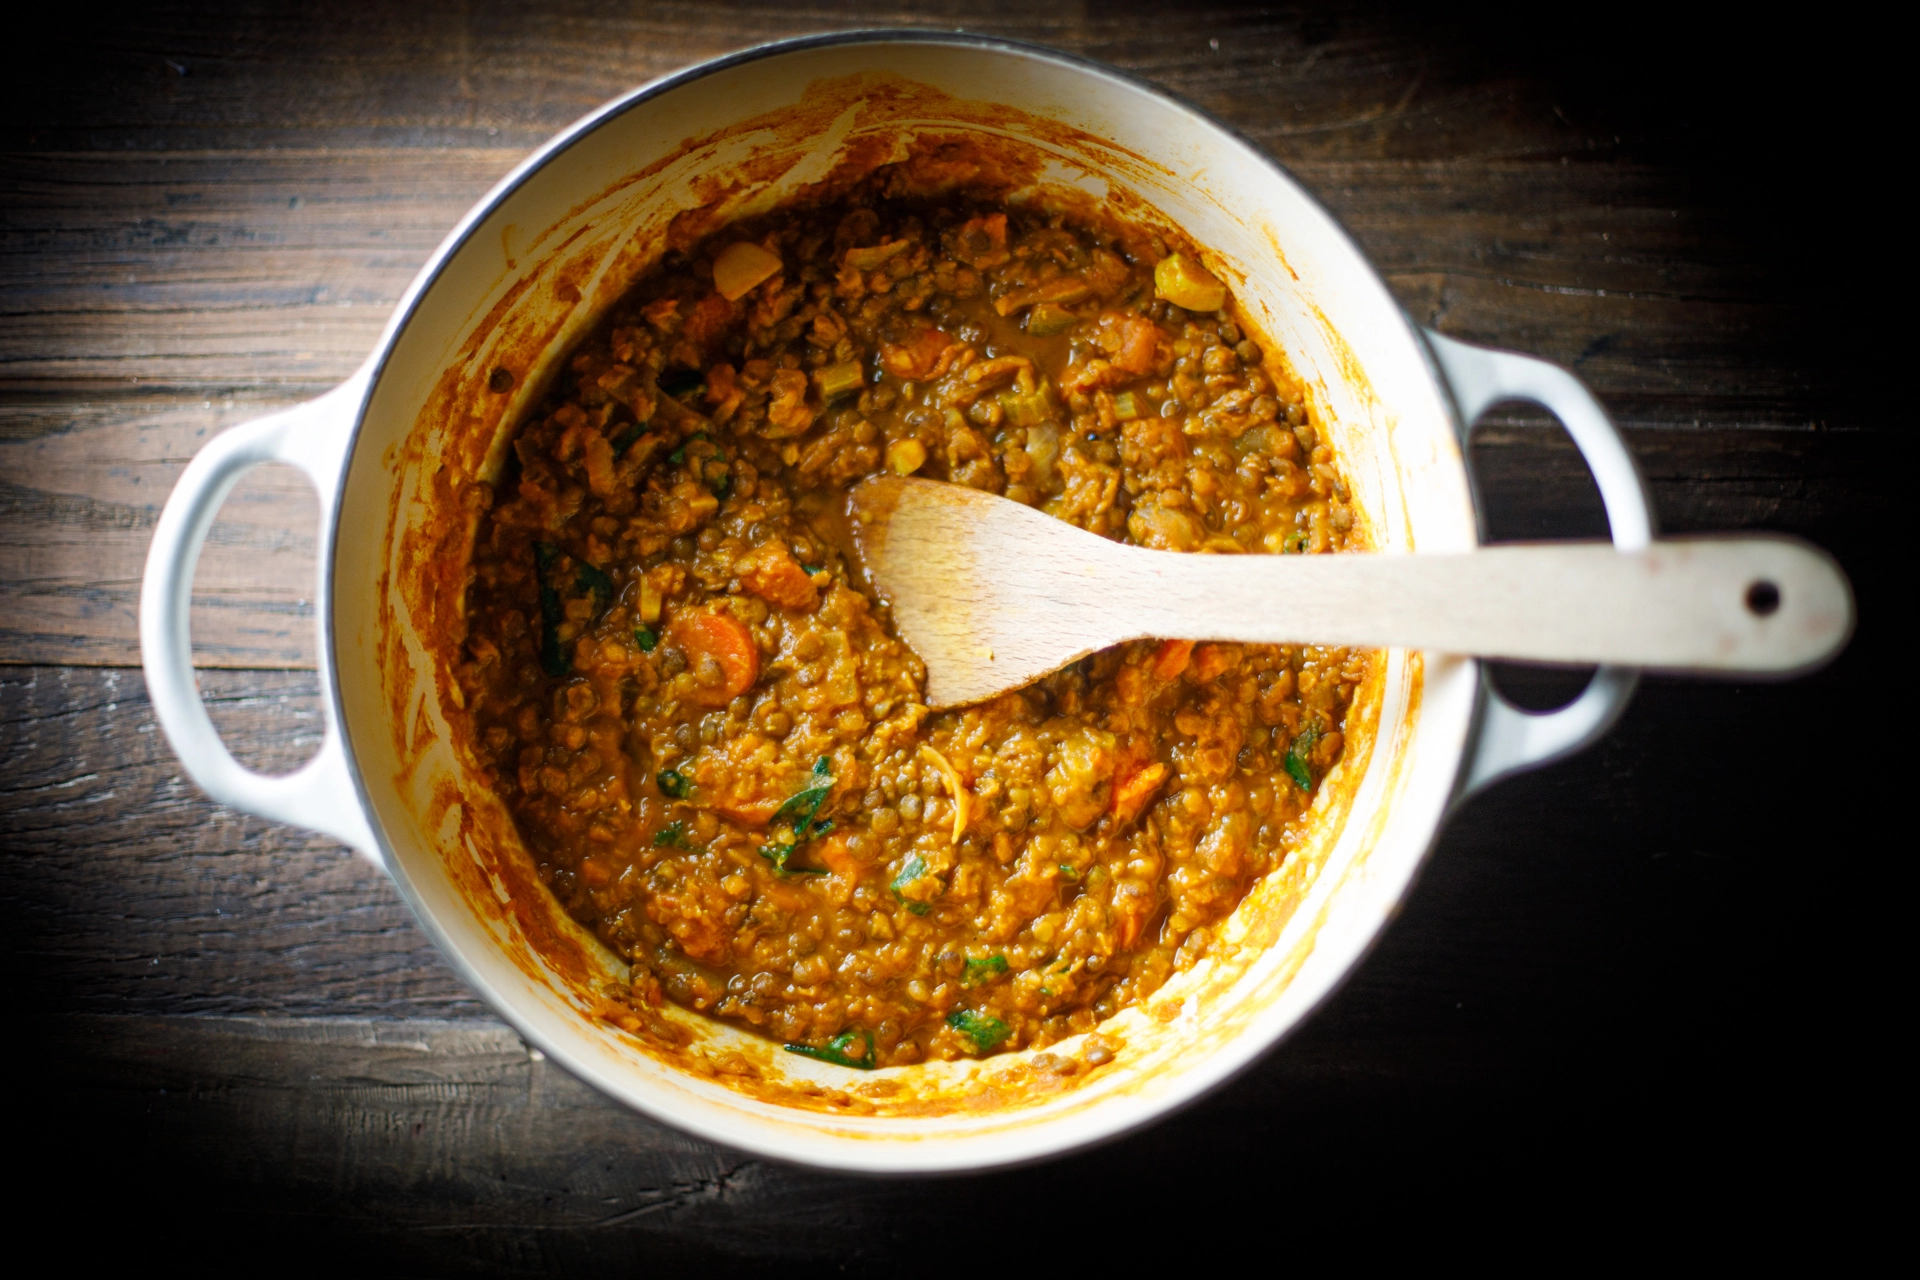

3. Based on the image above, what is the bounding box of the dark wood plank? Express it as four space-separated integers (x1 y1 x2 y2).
2 2 1892 671
0 393 325 667
0 665 481 1016
0 1012 1530 1271
11 3 1583 158
0 150 1828 415
0 0 1900 1261
0 149 516 386
10 629 1892 1264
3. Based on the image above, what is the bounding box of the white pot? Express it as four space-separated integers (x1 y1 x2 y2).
139 32 1654 1172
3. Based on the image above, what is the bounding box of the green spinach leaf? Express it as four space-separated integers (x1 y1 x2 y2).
1285 721 1320 792
962 956 1008 988
770 757 835 839
947 1009 1011 1054
783 1030 875 1070
890 852 933 915
534 541 569 677
574 560 613 614
652 822 697 850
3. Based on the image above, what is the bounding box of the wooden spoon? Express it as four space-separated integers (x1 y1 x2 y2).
848 476 1854 710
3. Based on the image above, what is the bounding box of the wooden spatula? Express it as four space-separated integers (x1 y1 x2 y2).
848 476 1853 710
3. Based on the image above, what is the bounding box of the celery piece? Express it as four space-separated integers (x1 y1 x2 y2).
813 360 866 402
886 438 927 475
1025 303 1077 336
712 241 782 302
843 240 910 272
998 380 1058 428
1113 391 1144 422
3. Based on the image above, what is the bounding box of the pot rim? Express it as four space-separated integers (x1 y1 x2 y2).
325 30 1473 1172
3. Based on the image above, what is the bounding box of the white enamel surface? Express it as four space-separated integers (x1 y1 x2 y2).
139 372 380 861
323 37 1495 1170
1422 332 1652 793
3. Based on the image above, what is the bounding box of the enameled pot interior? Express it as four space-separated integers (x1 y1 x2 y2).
328 36 1480 1170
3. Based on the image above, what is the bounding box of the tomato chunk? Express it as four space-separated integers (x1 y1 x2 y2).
683 292 737 356
1151 639 1194 681
953 212 1008 268
879 327 954 380
671 610 760 706
736 541 818 611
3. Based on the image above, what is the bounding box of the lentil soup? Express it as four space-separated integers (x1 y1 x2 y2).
459 175 1373 1070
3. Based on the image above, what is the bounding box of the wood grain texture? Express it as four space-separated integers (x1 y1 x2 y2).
0 393 324 665
1 4 1882 670
0 1012 1605 1270
0 149 518 385
0 0 1898 1258
0 150 1817 411
9 649 1890 1263
0 665 481 1016
856 476 1851 707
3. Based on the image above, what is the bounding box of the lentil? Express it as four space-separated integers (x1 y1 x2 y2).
460 182 1368 1066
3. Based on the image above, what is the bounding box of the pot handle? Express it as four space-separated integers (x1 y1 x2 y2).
138 372 383 866
1421 330 1653 797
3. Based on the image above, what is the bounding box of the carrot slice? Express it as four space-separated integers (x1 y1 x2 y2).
1192 643 1234 682
1151 639 1194 681
671 610 759 706
716 796 782 827
814 832 859 878
1115 314 1161 375
1111 761 1169 828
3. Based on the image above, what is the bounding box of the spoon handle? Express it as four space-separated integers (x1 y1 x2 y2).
1108 537 1851 673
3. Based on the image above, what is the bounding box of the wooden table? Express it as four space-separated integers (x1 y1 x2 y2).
3 3 1893 1264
